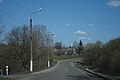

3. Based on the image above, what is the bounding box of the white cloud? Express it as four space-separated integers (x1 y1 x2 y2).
79 37 91 40
74 30 87 35
88 24 93 26
107 0 120 8
65 24 70 27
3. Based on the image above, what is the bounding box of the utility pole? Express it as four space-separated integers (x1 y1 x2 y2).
30 17 33 72
30 8 42 72
47 38 50 68
47 33 54 68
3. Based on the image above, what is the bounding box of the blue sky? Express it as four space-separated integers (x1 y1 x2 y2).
0 0 120 46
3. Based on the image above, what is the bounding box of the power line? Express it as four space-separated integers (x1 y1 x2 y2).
0 7 24 25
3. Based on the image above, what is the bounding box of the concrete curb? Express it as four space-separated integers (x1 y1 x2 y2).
76 65 117 80
2 61 61 80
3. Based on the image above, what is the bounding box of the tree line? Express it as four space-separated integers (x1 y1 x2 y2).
0 24 53 74
82 38 120 76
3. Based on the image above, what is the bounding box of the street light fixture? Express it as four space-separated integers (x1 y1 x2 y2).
30 8 42 72
31 8 42 15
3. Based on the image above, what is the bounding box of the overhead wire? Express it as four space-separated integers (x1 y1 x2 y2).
0 4 24 25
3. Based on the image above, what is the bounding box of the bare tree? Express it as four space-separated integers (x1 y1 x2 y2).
32 25 54 71
2 24 54 73
0 20 4 43
72 41 78 48
0 20 4 35
5 25 30 72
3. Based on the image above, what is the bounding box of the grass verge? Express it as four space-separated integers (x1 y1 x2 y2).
0 77 15 80
52 54 80 61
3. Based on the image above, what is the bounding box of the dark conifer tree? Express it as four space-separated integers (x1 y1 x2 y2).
78 40 83 55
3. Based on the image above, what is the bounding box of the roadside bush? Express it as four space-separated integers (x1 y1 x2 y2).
110 51 120 75
83 38 120 76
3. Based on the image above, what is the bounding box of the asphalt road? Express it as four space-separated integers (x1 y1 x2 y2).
19 59 104 80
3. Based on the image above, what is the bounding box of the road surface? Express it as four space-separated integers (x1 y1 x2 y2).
19 59 104 80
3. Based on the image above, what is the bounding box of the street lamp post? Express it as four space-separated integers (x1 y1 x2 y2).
47 33 54 68
47 38 50 68
30 8 42 72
